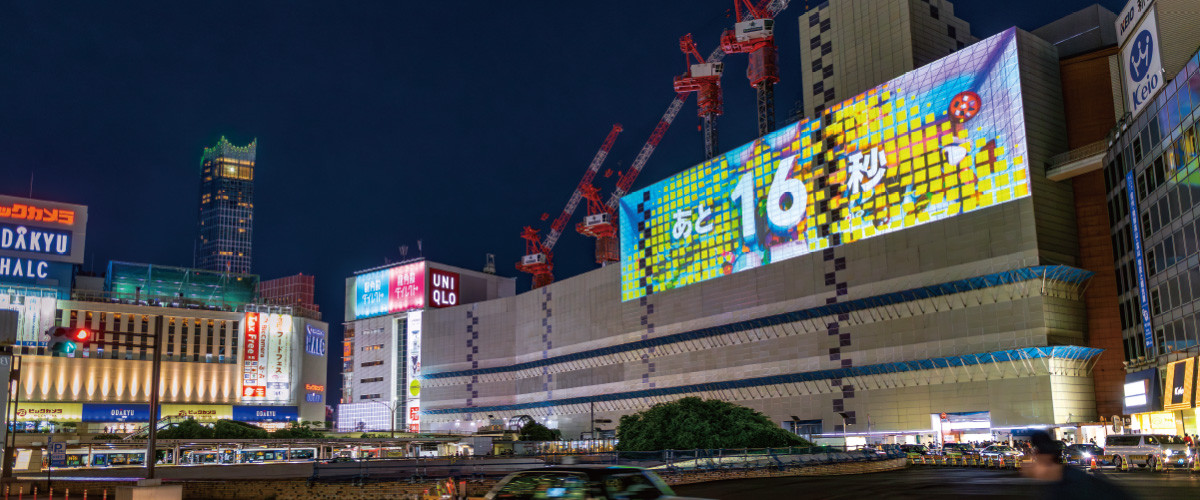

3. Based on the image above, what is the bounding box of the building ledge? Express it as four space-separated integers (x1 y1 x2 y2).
1046 140 1107 181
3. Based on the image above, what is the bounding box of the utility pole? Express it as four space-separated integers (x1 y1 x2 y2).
145 316 164 479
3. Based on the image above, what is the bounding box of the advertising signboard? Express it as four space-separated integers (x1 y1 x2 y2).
1116 0 1155 45
82 404 150 422
1127 170 1155 354
305 323 326 356
0 195 87 265
429 268 459 308
242 312 264 398
1123 368 1160 414
0 289 57 346
619 28 1031 301
231 405 298 422
353 261 425 319
405 311 422 433
241 312 294 402
1120 7 1163 116
1164 357 1195 411
160 404 232 422
13 402 83 421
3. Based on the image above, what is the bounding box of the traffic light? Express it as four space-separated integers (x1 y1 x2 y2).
46 326 91 356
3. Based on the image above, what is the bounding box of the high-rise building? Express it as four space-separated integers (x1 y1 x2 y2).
798 0 975 119
259 273 321 320
197 136 256 275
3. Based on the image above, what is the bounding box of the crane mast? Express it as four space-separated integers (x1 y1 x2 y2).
720 0 781 136
673 33 724 160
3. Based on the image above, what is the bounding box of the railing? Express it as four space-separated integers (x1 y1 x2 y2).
308 446 902 484
1047 139 1107 168
68 289 295 316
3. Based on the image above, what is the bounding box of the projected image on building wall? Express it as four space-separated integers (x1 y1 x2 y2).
620 28 1031 301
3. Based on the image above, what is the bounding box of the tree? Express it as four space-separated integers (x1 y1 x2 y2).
519 421 562 441
615 397 812 451
213 420 269 439
271 422 325 439
156 418 213 439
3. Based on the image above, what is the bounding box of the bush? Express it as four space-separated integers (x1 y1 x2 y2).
519 422 562 441
92 433 122 441
616 397 813 451
213 420 268 439
156 418 213 439
271 422 324 439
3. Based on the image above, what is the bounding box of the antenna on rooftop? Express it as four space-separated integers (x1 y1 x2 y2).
483 253 496 274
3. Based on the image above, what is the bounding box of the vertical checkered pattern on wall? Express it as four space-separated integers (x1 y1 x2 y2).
821 168 855 432
540 287 554 410
640 296 656 388
464 306 480 407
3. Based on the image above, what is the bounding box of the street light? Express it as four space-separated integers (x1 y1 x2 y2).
837 412 851 451
369 398 398 436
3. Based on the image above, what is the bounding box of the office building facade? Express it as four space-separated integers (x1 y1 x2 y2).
196 136 256 275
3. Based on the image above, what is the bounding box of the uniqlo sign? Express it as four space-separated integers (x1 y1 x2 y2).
429 268 459 308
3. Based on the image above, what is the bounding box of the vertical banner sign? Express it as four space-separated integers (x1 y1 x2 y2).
265 313 294 402
1120 7 1162 116
405 311 422 433
0 291 56 347
242 312 265 398
1127 171 1155 354
429 268 460 308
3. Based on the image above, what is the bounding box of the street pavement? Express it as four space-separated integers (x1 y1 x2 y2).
673 467 1200 499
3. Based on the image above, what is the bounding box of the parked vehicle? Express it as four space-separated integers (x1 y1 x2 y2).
485 465 713 500
1104 434 1190 468
978 445 1022 460
1062 444 1110 466
940 443 978 457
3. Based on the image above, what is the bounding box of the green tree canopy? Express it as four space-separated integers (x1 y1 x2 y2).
156 418 213 439
270 422 325 439
213 420 269 439
519 421 562 441
616 397 812 451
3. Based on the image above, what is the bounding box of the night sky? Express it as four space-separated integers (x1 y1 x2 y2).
1 0 1126 405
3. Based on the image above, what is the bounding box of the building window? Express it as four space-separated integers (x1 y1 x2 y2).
821 41 832 56
823 65 834 79
360 377 384 383
810 36 821 50
819 19 831 33
930 5 939 19
361 344 384 352
808 13 819 27
947 25 956 38
359 394 382 400
361 360 383 367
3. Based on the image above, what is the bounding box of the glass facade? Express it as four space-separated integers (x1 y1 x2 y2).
1103 49 1200 362
197 136 255 275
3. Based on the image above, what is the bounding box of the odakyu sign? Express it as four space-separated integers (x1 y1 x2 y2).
620 28 1031 301
231 405 298 422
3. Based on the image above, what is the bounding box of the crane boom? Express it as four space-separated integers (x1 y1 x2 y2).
541 124 623 250
604 0 791 209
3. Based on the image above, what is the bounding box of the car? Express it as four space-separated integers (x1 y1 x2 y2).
484 465 713 500
899 444 928 456
1062 444 1109 466
1104 434 1191 468
978 445 1023 460
940 443 977 457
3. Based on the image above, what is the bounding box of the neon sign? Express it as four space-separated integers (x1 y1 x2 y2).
0 202 76 226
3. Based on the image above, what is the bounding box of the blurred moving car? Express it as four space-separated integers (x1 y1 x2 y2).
978 445 1023 460
1062 444 1110 466
484 466 713 500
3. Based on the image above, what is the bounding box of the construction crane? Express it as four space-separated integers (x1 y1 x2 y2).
575 182 616 264
673 33 724 160
601 0 792 214
721 0 780 136
516 124 623 288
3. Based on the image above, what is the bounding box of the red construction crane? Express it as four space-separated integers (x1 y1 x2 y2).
673 33 724 160
574 182 616 263
516 124 623 288
720 0 780 136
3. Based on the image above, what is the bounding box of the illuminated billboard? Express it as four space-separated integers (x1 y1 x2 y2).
405 311 422 433
619 28 1030 301
352 261 425 319
241 312 294 403
0 288 57 346
0 195 87 265
1164 357 1195 411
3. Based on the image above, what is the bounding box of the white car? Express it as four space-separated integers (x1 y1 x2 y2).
1104 434 1191 468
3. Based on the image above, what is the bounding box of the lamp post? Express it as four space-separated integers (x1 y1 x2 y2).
372 400 398 439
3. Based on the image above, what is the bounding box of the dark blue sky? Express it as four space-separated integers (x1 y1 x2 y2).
0 0 1125 403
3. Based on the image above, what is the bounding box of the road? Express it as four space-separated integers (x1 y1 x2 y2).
673 467 1200 499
